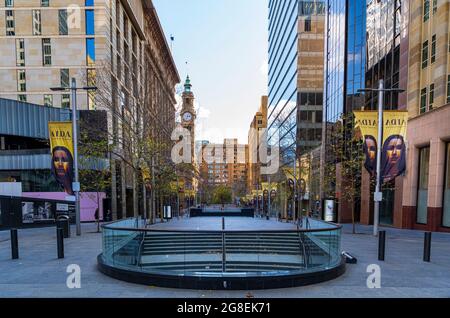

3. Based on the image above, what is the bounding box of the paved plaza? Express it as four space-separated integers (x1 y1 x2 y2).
1 217 450 298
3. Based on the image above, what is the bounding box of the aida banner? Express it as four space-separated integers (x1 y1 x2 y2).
382 111 408 183
354 111 408 182
49 122 74 195
354 111 379 178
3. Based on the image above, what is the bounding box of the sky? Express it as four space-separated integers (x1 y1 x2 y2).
153 0 269 144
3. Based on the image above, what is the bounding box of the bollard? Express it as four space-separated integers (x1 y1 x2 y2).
378 230 386 261
222 217 225 230
10 229 18 259
423 232 432 262
57 228 64 259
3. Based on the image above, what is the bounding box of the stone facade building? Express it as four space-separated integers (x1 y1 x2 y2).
401 0 450 232
0 0 180 221
247 95 268 192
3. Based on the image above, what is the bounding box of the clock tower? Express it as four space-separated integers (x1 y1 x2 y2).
180 75 196 165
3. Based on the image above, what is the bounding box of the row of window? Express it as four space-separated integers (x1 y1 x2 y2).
16 92 70 108
5 0 94 7
5 0 49 6
13 38 95 67
6 9 95 37
420 75 450 114
15 66 94 108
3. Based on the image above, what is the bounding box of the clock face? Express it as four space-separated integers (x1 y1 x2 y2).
183 112 193 122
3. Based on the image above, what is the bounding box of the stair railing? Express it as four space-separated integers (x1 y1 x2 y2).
137 231 146 268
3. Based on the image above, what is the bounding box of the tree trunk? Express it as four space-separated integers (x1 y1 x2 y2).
133 168 139 218
111 158 117 221
121 161 127 219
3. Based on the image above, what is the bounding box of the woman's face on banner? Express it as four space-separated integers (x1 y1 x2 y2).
365 138 377 161
386 137 403 165
53 149 70 177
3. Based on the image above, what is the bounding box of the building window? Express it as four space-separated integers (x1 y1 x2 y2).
5 0 14 7
42 38 52 66
433 0 438 13
123 15 129 41
60 69 69 88
44 94 53 107
87 69 96 109
304 17 311 32
61 94 70 108
431 34 436 64
417 147 430 224
447 75 450 104
115 0 120 27
86 38 96 66
17 70 26 92
429 84 434 110
420 88 427 114
85 9 95 35
33 10 42 36
16 39 25 66
41 0 49 6
6 10 15 36
422 40 429 69
18 94 27 102
443 143 450 227
59 9 68 35
423 0 430 22
85 0 94 6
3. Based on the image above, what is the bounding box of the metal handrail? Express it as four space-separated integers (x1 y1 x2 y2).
137 231 146 267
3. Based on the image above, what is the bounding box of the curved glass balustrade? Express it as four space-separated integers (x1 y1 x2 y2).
99 218 343 278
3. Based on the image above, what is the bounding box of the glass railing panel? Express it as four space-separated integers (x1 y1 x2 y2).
101 219 343 276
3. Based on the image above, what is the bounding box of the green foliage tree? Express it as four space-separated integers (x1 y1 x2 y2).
322 112 369 233
78 130 111 232
212 185 233 205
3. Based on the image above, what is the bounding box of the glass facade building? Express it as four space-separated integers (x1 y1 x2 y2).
323 0 366 221
324 0 366 125
268 0 299 169
365 0 406 111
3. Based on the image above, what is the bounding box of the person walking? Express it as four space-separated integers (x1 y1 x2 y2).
94 207 100 233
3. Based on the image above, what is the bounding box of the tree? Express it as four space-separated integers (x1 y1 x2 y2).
212 185 233 206
78 125 111 232
322 112 368 233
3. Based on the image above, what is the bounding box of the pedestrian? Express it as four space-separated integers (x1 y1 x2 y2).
94 207 100 233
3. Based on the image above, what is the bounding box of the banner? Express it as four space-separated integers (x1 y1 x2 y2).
354 111 379 177
49 122 74 195
382 112 407 183
354 111 408 182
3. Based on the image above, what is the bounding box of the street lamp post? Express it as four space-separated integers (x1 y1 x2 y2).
358 80 404 236
51 78 97 236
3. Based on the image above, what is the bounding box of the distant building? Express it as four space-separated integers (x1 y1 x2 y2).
247 96 268 192
267 0 325 219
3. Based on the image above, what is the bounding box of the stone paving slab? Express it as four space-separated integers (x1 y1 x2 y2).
0 219 450 298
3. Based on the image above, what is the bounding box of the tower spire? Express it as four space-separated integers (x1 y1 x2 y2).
184 75 192 93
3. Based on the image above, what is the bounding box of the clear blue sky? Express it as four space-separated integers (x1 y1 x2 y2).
153 0 268 144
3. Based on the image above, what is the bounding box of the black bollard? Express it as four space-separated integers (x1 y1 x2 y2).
378 230 386 261
57 228 64 259
222 217 225 230
423 232 432 262
10 229 18 259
